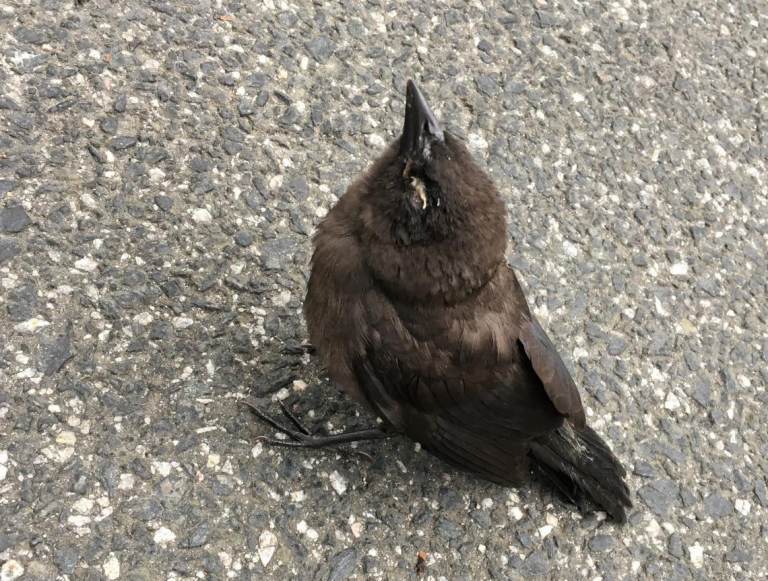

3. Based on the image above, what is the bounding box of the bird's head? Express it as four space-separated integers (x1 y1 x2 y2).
352 80 507 303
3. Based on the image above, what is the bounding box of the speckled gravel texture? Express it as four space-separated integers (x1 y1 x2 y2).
0 0 766 579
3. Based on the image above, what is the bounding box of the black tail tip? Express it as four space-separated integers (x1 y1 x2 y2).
530 424 632 523
533 461 632 523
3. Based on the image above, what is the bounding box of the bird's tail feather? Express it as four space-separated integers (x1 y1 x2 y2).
529 423 631 522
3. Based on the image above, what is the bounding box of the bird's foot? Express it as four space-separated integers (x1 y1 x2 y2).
239 399 391 458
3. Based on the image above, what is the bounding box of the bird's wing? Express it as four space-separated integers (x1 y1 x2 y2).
352 309 575 484
350 277 586 483
353 351 539 483
518 316 586 428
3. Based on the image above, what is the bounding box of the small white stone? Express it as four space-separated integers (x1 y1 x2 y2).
539 44 558 58
350 521 364 538
468 132 489 151
734 499 751 516
218 551 232 569
612 5 629 20
538 525 553 539
152 461 172 477
133 312 153 325
56 431 77 446
173 316 194 329
154 526 176 545
0 560 25 581
689 543 704 568
292 380 307 392
75 256 99 272
143 58 161 71
296 521 320 541
509 507 524 521
44 445 75 463
572 92 585 104
670 261 689 275
206 360 215 376
149 168 166 182
329 470 348 495
192 208 213 223
259 530 278 566
573 346 589 359
695 158 711 171
664 392 681 411
0 450 8 464
563 240 578 257
103 553 120 580
118 473 136 490
72 497 94 514
272 290 292 307
0 465 7 481
68 514 91 527
13 318 50 333
645 518 661 537
81 193 98 209
366 133 386 148
269 175 283 189
251 442 264 458
274 388 291 401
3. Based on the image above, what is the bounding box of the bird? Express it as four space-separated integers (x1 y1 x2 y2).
244 80 632 522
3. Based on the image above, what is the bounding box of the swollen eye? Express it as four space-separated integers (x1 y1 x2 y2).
410 177 428 210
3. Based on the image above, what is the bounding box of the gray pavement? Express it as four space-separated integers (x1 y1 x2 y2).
1 0 767 579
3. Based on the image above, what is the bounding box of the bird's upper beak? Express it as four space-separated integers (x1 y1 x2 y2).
399 80 444 162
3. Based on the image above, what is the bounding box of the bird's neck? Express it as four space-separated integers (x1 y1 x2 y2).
367 233 505 305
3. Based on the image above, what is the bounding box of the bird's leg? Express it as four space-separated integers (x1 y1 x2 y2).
281 342 316 356
239 399 392 449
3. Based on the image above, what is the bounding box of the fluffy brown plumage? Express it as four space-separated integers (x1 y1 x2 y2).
300 81 631 521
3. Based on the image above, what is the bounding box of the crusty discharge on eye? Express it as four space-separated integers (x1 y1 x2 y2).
410 176 428 209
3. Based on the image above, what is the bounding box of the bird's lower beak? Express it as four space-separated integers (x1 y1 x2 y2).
400 80 444 161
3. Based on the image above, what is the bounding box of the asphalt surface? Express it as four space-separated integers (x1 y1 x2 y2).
1 1 767 579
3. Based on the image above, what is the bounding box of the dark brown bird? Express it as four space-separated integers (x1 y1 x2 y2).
246 80 631 522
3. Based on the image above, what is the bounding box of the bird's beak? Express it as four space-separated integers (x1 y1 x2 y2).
399 80 444 161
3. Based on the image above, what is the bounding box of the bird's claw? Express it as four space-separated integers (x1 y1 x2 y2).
240 398 385 462
239 398 311 442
